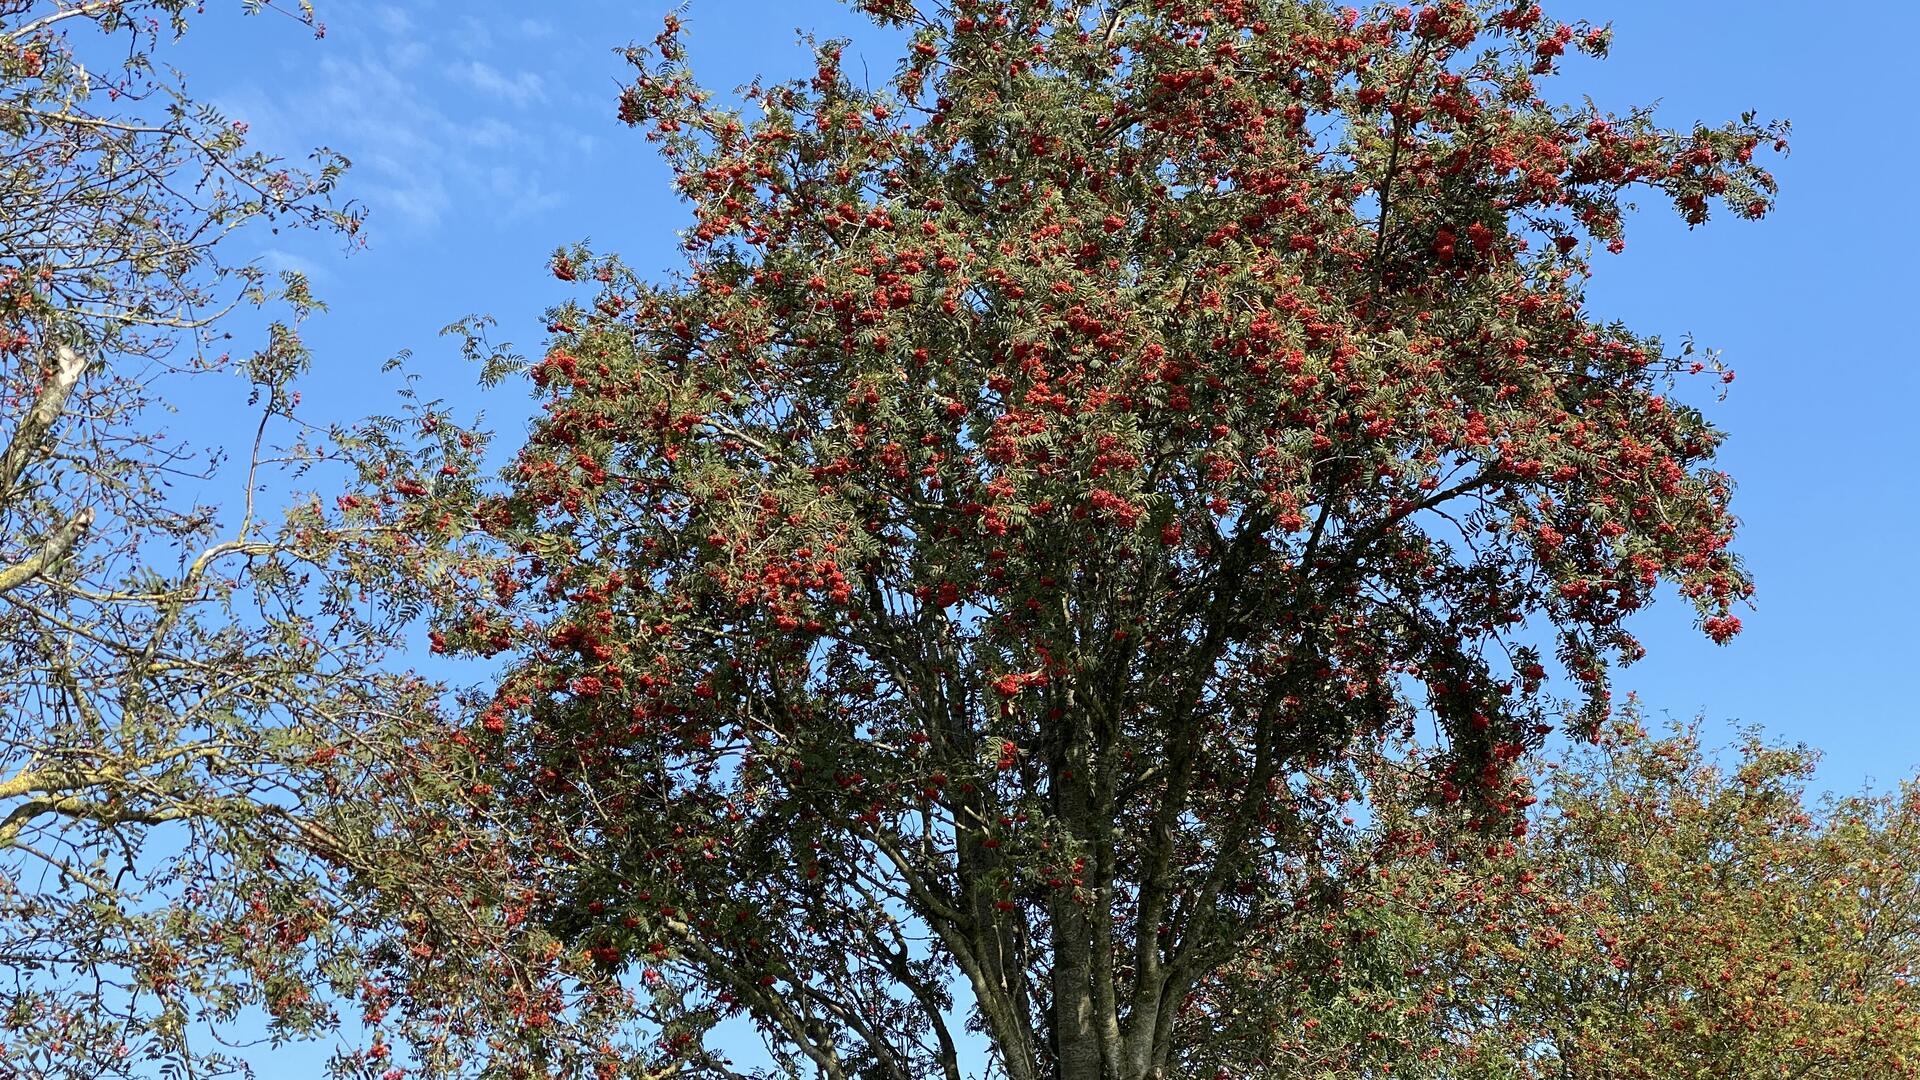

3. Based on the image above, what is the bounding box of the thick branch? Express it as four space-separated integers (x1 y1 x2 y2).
0 506 92 594
0 343 85 505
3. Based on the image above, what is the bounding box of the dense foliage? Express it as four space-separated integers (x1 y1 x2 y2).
1257 718 1920 1080
422 1 1790 1077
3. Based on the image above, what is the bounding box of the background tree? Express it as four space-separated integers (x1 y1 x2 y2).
0 5 625 1078
428 1 1787 1077
1237 716 1920 1080
1493 723 1920 1079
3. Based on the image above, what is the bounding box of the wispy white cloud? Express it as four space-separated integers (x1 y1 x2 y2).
258 247 331 283
452 15 494 53
450 60 546 107
371 5 413 37
462 116 521 151
215 3 600 235
488 166 564 218
385 37 430 68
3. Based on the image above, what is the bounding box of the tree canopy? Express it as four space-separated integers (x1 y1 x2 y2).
419 2 1789 1077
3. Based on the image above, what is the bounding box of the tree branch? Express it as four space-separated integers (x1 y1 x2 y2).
0 343 85 505
0 506 91 595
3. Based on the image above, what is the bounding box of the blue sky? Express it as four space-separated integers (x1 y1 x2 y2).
148 0 1920 1073
178 0 1918 785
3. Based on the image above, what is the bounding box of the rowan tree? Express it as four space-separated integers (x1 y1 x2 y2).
0 5 609 1077
434 2 1787 1076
